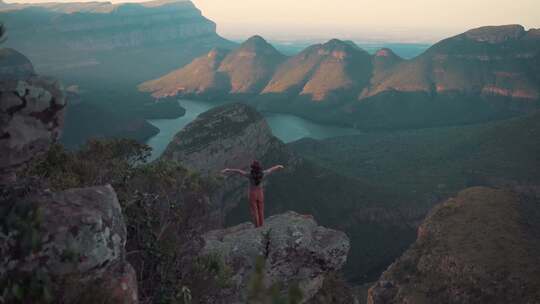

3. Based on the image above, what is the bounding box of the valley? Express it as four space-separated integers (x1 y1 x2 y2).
145 99 363 160
1 0 539 302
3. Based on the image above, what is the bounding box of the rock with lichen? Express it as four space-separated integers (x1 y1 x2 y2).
201 211 350 303
0 49 138 303
0 185 139 304
0 48 66 184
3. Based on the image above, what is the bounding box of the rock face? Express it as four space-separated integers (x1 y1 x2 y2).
0 50 138 303
0 0 233 80
0 184 138 304
0 0 218 51
368 187 540 304
201 211 350 303
35 186 127 276
39 186 137 303
0 50 66 183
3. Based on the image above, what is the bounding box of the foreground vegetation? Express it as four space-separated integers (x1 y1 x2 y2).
23 139 225 303
21 139 310 303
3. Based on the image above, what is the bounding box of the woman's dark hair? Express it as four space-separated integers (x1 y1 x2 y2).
250 160 263 186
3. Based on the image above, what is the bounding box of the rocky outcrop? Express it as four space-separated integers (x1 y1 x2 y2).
161 102 290 175
368 187 540 304
0 58 66 183
0 184 138 303
201 211 350 303
0 50 138 303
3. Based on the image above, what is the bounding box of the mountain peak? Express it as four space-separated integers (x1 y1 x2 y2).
323 38 349 48
374 48 399 58
238 35 278 52
464 24 526 43
245 35 267 44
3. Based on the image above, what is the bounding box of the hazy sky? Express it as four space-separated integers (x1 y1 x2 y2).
7 0 540 42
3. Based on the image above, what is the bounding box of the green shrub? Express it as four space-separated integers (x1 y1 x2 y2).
22 139 223 303
0 200 53 304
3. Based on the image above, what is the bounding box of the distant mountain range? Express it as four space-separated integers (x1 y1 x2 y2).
0 0 236 147
0 0 233 78
141 24 540 129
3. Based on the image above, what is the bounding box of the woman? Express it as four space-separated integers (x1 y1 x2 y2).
221 160 284 227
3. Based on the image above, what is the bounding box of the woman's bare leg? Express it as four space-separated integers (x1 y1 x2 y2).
257 192 265 227
249 195 260 227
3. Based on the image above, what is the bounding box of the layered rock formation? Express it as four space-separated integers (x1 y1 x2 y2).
201 211 350 303
0 49 65 183
368 187 540 304
142 25 540 129
0 49 137 303
0 0 221 53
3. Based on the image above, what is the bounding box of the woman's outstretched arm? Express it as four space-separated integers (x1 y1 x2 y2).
221 168 248 176
263 165 285 175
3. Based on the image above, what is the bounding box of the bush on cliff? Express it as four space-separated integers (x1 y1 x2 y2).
23 139 225 303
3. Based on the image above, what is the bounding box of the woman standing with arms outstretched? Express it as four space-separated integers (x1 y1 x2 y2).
221 160 284 227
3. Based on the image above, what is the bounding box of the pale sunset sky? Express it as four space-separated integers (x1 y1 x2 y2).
6 0 540 42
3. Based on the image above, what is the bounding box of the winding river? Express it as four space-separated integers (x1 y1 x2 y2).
146 99 362 160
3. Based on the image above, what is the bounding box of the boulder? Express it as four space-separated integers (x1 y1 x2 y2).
0 185 138 303
201 211 350 303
